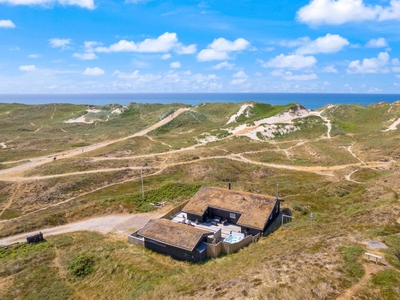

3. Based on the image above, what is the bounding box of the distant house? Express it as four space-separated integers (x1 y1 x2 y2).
129 186 281 262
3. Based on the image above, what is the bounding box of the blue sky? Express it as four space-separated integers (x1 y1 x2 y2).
1 0 400 93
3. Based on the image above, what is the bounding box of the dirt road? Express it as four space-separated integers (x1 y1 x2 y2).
0 107 189 182
0 206 170 246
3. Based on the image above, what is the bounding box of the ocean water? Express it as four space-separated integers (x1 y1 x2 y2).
1 93 400 110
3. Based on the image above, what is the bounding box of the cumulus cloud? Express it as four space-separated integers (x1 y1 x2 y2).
230 71 248 85
93 32 194 54
197 37 250 61
263 54 317 70
175 44 197 54
113 70 139 79
83 67 105 76
170 61 181 68
323 65 338 73
73 52 98 60
347 52 390 74
113 70 161 83
19 65 36 71
283 72 318 81
160 53 172 60
297 0 400 25
366 38 388 48
49 38 72 50
0 19 15 28
212 61 235 70
0 0 95 9
296 34 349 55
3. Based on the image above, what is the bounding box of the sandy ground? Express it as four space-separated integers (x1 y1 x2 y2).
227 104 333 141
382 117 400 132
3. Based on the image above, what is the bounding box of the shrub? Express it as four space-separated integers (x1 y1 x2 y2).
67 253 96 277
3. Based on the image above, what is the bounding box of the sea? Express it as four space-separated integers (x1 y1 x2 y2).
1 93 400 110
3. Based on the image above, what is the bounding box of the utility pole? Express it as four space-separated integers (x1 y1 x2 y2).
141 168 144 201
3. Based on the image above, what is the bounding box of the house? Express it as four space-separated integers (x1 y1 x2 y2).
129 186 282 262
136 218 213 263
183 186 281 236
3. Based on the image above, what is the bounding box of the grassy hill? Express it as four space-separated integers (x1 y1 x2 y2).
0 101 400 299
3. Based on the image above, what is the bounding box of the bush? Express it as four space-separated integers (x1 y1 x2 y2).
67 253 96 277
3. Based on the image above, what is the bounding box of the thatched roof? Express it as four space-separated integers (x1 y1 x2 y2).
137 219 213 252
183 186 277 230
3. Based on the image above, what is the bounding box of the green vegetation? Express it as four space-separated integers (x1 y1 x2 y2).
371 269 400 300
1 101 400 299
68 252 96 277
339 245 365 287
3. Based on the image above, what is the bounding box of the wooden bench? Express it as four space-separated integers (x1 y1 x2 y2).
365 252 382 263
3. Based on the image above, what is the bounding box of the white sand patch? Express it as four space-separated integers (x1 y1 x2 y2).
197 132 219 144
87 109 101 113
228 124 248 135
242 124 300 141
254 106 311 126
64 115 97 124
111 106 127 115
382 117 400 132
0 142 6 149
226 103 253 125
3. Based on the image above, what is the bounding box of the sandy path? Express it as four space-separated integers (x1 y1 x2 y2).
0 207 170 246
0 183 20 217
0 107 189 181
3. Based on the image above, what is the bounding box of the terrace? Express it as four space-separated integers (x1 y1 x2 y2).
170 211 242 239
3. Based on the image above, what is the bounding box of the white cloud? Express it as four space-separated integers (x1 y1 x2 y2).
269 69 318 80
393 59 400 72
230 70 248 85
212 61 235 70
0 0 95 9
297 0 400 25
175 44 197 54
366 38 388 48
323 65 338 73
83 67 104 76
296 34 349 55
19 65 36 71
283 72 318 81
347 52 390 74
170 61 181 68
94 32 193 54
28 54 41 58
160 53 172 60
113 70 139 79
49 38 72 49
197 37 250 61
263 54 317 70
73 52 98 60
0 19 15 28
